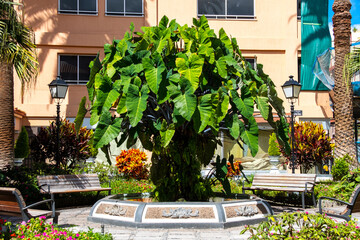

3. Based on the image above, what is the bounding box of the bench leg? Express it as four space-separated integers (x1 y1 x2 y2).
312 192 316 207
301 192 305 209
51 193 56 218
53 213 59 224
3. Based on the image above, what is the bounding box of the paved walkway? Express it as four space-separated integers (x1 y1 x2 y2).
2 204 320 240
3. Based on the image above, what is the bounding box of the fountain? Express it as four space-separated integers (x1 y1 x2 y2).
88 194 273 228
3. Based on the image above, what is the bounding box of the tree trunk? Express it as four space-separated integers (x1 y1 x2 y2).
0 62 14 169
332 0 357 164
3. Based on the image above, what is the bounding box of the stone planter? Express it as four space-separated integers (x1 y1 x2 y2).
269 155 280 173
14 158 24 166
86 157 96 163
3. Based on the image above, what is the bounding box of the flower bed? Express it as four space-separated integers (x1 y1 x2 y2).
0 217 112 240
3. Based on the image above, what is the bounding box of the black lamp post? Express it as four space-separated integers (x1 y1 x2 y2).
49 76 68 165
281 75 302 174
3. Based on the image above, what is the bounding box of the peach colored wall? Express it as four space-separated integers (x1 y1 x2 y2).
14 0 332 128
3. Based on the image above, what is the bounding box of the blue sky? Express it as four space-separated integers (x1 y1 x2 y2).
328 0 360 27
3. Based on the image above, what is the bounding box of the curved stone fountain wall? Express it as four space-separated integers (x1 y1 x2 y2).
88 196 273 228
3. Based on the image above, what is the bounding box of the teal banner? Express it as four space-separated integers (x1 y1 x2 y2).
301 0 331 91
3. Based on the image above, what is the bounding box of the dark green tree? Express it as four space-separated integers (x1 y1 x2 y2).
77 16 290 201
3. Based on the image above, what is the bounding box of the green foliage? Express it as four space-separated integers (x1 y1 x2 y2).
14 126 30 158
30 119 93 170
331 154 351 181
0 217 112 240
280 121 334 173
0 0 38 83
241 212 360 239
73 161 118 183
110 178 154 194
268 132 280 156
77 16 289 201
0 163 69 204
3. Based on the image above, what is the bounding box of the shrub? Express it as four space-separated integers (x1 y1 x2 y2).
241 212 360 239
115 149 149 180
331 154 351 181
268 132 280 156
280 121 334 173
14 126 30 158
226 160 243 177
30 119 93 170
0 217 112 240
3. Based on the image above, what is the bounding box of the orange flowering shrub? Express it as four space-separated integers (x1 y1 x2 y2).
115 149 149 180
226 160 243 177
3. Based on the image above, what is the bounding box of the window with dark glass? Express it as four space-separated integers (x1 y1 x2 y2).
106 0 143 16
59 55 96 85
198 0 254 19
59 0 97 15
297 0 301 19
245 58 256 70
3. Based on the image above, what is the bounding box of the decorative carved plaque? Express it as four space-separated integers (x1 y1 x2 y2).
104 205 127 216
162 207 199 218
235 206 258 216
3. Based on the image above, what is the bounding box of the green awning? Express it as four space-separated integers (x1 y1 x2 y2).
300 0 331 91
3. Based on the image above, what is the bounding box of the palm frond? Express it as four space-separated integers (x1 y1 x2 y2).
0 0 38 85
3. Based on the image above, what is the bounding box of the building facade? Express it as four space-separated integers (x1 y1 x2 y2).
14 0 332 162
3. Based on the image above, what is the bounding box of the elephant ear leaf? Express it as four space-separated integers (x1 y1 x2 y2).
143 55 166 94
87 54 102 102
176 54 204 92
239 117 259 156
160 120 175 147
171 80 197 121
255 96 269 121
126 84 149 126
74 96 88 134
94 111 122 149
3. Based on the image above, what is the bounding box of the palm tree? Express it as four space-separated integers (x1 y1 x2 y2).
332 0 357 163
0 0 38 169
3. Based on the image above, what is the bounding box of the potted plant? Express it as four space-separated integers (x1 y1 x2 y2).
268 132 281 172
14 126 30 166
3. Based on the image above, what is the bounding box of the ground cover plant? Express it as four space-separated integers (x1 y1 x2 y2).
76 15 290 202
0 216 112 240
241 212 360 239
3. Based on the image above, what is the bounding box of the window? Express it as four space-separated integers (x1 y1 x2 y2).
59 0 97 15
297 0 301 19
59 55 96 84
106 0 143 16
198 0 254 19
245 58 256 69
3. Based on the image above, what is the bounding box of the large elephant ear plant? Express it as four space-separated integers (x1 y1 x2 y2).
76 16 290 201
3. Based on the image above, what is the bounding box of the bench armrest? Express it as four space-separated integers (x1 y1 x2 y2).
318 196 351 214
39 184 51 194
319 196 350 206
304 182 316 193
23 198 54 210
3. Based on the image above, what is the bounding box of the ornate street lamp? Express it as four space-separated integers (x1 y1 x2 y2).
49 76 68 165
281 75 302 174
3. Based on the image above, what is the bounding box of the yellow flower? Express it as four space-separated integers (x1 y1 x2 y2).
303 215 308 221
323 165 328 171
270 217 275 222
